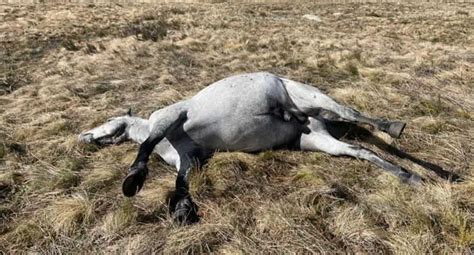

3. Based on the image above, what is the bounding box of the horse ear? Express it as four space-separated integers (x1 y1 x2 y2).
127 108 132 116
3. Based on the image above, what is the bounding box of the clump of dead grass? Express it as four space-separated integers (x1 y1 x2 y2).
330 205 386 253
28 156 85 192
45 194 95 235
162 223 234 253
251 198 339 253
100 199 137 237
2 221 44 249
82 162 122 192
191 152 253 198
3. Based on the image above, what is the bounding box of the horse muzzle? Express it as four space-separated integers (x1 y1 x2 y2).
78 132 94 144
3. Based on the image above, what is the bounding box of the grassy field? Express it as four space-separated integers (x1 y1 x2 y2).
1 1 473 253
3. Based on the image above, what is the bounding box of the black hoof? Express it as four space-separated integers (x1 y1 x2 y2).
449 173 462 183
388 121 406 138
170 196 199 225
122 165 148 197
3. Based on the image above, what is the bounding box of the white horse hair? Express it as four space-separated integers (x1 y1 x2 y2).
79 72 419 224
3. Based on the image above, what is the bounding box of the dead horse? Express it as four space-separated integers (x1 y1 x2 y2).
79 72 417 224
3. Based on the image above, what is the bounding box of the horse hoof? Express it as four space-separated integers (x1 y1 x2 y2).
400 172 422 186
172 197 199 225
388 121 406 138
407 174 423 186
449 173 462 183
122 166 148 197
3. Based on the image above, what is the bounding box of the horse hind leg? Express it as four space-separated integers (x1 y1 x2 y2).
270 77 309 124
282 78 406 138
299 118 422 185
325 102 406 139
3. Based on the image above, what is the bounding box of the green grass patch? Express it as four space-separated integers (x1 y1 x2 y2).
292 167 324 186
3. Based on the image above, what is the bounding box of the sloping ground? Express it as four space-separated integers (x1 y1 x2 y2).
0 2 473 253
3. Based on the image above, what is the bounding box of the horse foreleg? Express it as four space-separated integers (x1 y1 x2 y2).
122 101 188 197
169 154 200 225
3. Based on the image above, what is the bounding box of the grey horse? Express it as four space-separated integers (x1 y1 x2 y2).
79 72 418 224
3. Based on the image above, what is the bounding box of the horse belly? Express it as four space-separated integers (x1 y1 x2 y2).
183 115 301 152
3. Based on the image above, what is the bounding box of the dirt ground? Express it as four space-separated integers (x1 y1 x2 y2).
0 1 473 253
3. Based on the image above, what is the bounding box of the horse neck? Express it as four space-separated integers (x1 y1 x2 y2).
125 117 150 144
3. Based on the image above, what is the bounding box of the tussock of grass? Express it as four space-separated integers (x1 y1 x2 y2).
387 229 438 254
122 234 155 254
330 205 386 252
101 199 137 237
27 155 86 191
252 199 338 253
58 156 86 172
82 162 122 192
192 152 252 197
45 194 95 235
29 166 79 191
135 177 174 220
2 221 43 248
163 223 233 254
55 168 81 189
332 87 373 112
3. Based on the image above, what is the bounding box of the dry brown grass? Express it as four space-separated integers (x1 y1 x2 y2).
0 1 473 254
